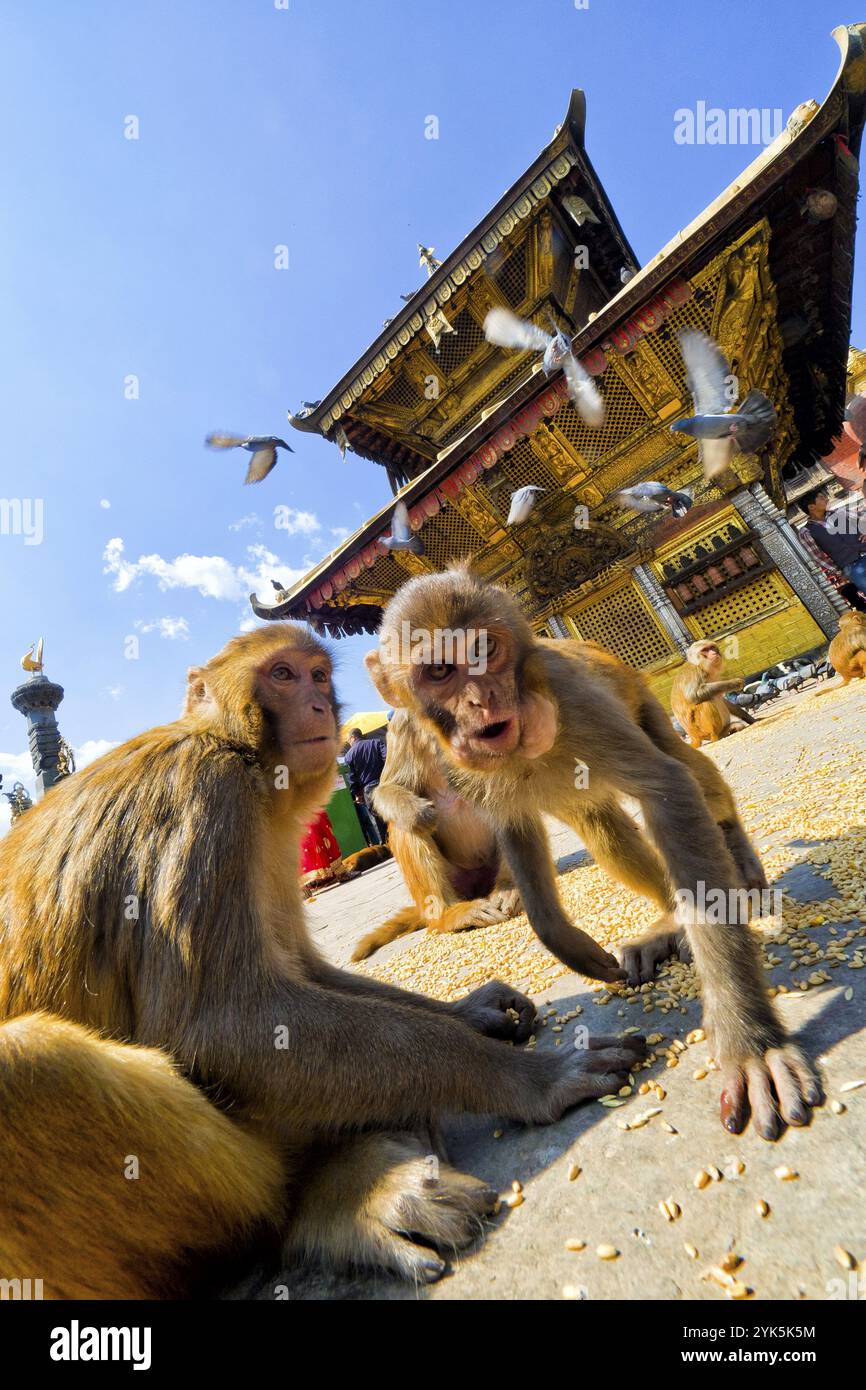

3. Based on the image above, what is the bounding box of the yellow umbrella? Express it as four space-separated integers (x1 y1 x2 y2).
340 710 389 743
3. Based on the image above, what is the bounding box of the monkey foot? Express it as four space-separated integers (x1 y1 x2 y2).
285 1133 498 1283
720 1045 823 1141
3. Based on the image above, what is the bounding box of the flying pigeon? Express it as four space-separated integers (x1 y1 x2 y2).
205 434 293 484
670 330 777 479
483 307 605 426
613 482 693 517
561 195 600 228
506 485 545 526
381 499 424 555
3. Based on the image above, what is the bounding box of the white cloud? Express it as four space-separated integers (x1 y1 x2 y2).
134 617 190 641
229 512 262 532
103 538 305 605
0 750 33 782
330 526 350 542
105 685 124 700
100 498 111 509
75 739 119 769
273 504 321 537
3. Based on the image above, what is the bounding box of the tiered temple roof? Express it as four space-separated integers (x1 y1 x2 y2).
256 24 866 639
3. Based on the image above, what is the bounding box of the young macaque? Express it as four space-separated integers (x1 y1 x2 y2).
352 711 521 960
828 611 866 683
670 639 745 748
366 568 821 1141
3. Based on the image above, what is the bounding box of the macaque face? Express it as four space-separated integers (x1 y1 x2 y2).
255 645 337 775
411 629 554 771
699 643 724 676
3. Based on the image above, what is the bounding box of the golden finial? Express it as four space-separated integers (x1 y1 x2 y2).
20 638 44 673
847 345 866 394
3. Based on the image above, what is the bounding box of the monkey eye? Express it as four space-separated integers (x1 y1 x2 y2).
312 668 330 684
425 662 455 682
271 664 295 681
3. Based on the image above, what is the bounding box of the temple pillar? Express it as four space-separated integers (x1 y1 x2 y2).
11 673 66 798
731 484 844 639
632 563 692 650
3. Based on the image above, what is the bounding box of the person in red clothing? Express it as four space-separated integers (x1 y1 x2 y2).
299 808 345 896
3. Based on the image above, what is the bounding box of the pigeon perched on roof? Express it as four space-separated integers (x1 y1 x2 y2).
483 307 604 426
381 499 424 555
506 485 545 526
670 330 777 479
613 482 693 517
205 434 293 484
418 244 442 276
620 267 635 285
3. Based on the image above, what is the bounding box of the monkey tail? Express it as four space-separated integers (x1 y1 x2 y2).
350 907 426 962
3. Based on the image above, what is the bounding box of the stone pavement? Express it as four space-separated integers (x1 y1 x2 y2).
270 677 866 1301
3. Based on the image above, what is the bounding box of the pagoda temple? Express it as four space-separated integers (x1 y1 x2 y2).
256 25 866 705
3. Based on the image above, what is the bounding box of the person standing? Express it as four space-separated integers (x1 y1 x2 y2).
343 727 388 845
802 486 866 600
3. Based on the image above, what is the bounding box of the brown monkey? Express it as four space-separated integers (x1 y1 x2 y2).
670 640 745 747
828 611 866 683
0 623 644 1296
351 711 522 960
366 568 821 1141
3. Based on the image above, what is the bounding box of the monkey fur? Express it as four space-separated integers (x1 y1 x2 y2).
0 622 645 1296
366 567 822 1141
351 711 521 961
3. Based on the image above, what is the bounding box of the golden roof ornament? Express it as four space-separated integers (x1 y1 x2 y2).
21 638 44 673
847 346 866 395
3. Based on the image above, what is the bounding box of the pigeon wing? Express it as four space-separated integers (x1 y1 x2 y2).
206 433 248 449
245 446 278 484
678 329 733 415
484 307 551 353
733 390 777 453
391 499 413 542
562 352 605 426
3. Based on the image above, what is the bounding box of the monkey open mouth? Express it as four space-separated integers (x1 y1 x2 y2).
454 714 520 761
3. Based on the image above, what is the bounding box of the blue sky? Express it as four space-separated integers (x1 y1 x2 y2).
0 0 862 823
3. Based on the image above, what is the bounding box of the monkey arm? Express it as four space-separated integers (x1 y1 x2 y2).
185 980 637 1131
690 678 744 704
303 952 536 1042
496 816 625 983
582 715 819 1137
371 780 436 832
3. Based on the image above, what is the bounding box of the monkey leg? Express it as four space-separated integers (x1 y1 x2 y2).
588 715 821 1139
0 1013 285 1299
351 822 458 961
284 1131 498 1283
639 696 767 893
568 800 687 986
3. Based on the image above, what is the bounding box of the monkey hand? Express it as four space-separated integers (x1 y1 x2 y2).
410 798 439 833
719 1043 822 1141
614 925 689 987
533 1033 648 1123
451 980 536 1042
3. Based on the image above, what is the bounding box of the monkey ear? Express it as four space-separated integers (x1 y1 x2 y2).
364 649 406 708
184 667 218 716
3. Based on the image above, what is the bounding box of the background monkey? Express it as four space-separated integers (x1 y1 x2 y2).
670 639 746 748
828 611 866 683
366 567 821 1142
0 623 644 1297
352 711 521 961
